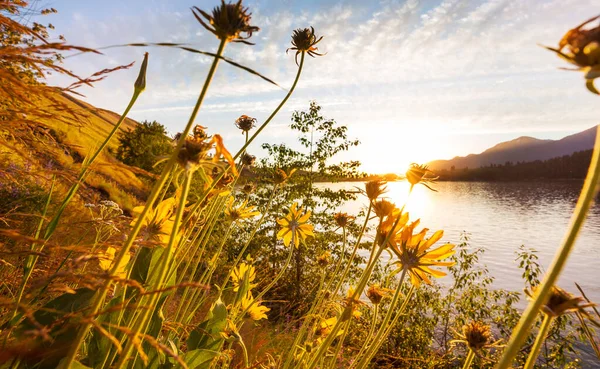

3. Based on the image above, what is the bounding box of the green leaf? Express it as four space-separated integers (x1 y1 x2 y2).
57 359 92 369
187 298 227 352
182 349 219 369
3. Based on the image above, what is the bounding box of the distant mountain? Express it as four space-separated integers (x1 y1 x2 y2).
428 125 598 171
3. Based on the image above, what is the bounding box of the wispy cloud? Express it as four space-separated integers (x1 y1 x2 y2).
48 0 599 172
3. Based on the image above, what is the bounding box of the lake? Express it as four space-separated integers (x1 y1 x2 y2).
320 180 600 366
320 181 600 301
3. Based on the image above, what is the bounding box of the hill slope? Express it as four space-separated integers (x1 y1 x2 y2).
1 91 149 211
428 125 598 171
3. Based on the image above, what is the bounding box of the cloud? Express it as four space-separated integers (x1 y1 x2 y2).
47 0 599 172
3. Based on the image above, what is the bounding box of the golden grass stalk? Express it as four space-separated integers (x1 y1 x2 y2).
60 38 228 369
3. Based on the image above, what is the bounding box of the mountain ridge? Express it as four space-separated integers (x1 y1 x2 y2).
428 125 598 171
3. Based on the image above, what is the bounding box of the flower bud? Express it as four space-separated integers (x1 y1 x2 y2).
134 52 148 93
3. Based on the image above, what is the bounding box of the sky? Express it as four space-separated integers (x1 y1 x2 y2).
39 0 600 174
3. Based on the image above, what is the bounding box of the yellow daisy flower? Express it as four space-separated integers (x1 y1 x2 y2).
241 292 270 321
224 196 261 222
389 220 455 286
231 263 257 292
131 197 177 246
276 202 314 248
99 247 130 278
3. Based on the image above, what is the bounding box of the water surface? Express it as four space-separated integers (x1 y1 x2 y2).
320 181 600 303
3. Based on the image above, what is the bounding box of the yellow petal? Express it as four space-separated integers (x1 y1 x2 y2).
418 230 444 253
422 243 454 260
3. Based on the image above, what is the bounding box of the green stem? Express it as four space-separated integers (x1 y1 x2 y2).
576 311 600 360
282 270 328 369
238 241 295 321
353 269 409 369
332 203 372 297
219 186 278 292
232 52 305 161
60 40 226 369
496 125 600 369
116 172 193 369
8 177 54 326
354 304 378 361
462 349 476 369
523 314 553 369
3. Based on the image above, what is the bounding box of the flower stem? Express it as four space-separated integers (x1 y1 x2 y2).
332 203 372 296
496 125 600 369
219 186 279 292
462 349 476 369
239 240 295 320
232 52 305 161
115 171 193 369
60 39 227 369
353 269 409 369
523 314 553 369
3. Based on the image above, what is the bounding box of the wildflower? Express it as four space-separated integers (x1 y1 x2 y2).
406 163 438 191
276 202 314 248
316 251 331 267
224 196 260 222
525 285 596 318
231 263 257 292
131 197 177 245
365 179 387 201
192 1 259 44
235 115 257 133
375 209 409 248
273 168 296 185
241 183 256 194
177 126 237 176
389 220 455 286
212 168 236 189
287 27 324 65
543 15 600 92
99 247 130 278
241 292 270 321
452 321 502 352
333 212 354 228
315 317 342 339
366 284 393 305
241 152 256 166
372 199 396 219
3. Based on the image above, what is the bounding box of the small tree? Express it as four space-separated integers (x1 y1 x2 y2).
116 120 173 172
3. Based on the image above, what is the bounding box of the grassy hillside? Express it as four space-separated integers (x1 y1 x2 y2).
0 91 150 213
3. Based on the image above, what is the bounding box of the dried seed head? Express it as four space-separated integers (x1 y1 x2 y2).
177 138 213 172
558 16 600 69
373 199 395 219
406 163 438 191
462 321 492 351
273 168 296 185
242 182 256 194
287 26 324 65
193 125 209 141
366 284 392 305
241 152 256 166
333 212 354 228
526 285 595 318
316 251 331 267
212 167 235 189
365 179 387 201
192 1 259 44
235 115 257 132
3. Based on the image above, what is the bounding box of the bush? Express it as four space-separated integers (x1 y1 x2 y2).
115 120 173 173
